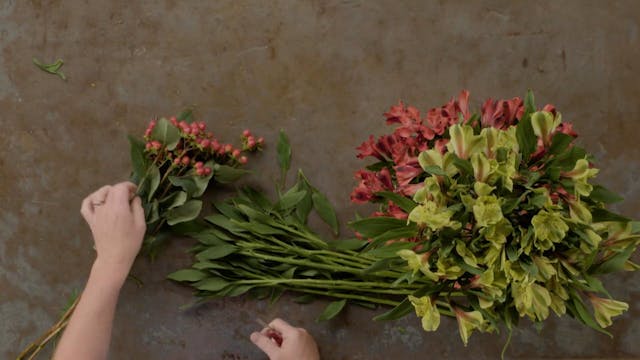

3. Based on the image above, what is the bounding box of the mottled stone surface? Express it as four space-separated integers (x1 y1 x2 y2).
1 0 639 359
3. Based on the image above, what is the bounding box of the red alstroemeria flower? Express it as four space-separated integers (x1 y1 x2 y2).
480 97 524 129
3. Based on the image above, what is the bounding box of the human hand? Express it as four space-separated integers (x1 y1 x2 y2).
250 318 320 360
80 182 146 277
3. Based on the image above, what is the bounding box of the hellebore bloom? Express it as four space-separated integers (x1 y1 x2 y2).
531 210 569 251
588 295 629 328
408 295 441 331
454 308 489 346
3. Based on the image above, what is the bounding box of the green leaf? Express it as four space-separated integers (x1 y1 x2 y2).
277 130 291 175
567 290 612 337
366 242 415 258
366 227 419 248
161 191 188 209
375 191 417 213
195 278 230 292
150 117 181 150
326 238 367 251
195 244 237 261
317 299 347 321
590 245 636 274
213 164 250 184
167 269 208 282
349 217 409 238
277 189 307 210
452 156 473 176
589 185 624 204
128 135 148 183
516 115 536 161
548 132 574 155
362 258 396 274
524 90 536 114
373 297 413 321
422 165 446 176
165 200 203 225
312 191 339 235
193 163 215 196
591 208 630 223
294 174 314 223
147 165 161 201
169 176 199 197
33 57 66 80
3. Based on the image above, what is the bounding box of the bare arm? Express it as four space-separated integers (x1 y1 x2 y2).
53 182 146 360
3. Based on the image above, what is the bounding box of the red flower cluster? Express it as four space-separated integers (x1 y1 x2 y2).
143 116 262 177
351 90 578 219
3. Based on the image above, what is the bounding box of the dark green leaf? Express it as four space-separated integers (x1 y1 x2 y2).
195 278 230 292
128 135 148 183
316 299 347 321
169 176 199 197
165 200 202 225
277 189 307 210
452 156 473 176
213 164 250 184
366 242 415 258
222 284 254 297
167 269 208 282
349 217 409 238
516 115 536 161
195 244 237 261
548 133 574 155
204 214 248 235
150 117 181 150
589 185 624 204
362 258 396 274
591 208 630 223
312 191 339 235
161 191 188 209
191 230 227 246
524 90 536 114
147 165 161 201
375 191 417 213
567 290 612 337
373 298 413 321
550 146 587 171
294 175 314 223
367 227 419 248
239 187 273 211
192 163 214 196
277 130 291 175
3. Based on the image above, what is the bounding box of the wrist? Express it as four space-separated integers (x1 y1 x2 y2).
91 258 131 287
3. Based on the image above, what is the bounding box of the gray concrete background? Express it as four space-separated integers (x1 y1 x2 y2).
1 0 639 359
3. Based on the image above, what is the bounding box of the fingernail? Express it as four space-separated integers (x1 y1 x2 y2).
250 332 259 343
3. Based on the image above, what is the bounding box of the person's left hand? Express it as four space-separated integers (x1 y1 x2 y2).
80 181 146 275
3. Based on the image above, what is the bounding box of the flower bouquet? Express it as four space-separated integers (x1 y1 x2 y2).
17 111 262 359
169 91 638 352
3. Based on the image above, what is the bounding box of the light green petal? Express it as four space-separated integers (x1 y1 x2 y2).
589 296 629 328
473 195 503 227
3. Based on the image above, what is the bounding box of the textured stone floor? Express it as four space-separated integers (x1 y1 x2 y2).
1 0 639 359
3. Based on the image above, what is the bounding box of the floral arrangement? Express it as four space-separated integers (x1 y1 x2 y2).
349 90 638 345
17 111 262 359
169 91 638 353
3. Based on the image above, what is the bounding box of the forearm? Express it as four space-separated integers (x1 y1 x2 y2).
52 260 128 360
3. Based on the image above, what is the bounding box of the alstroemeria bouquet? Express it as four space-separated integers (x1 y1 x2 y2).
18 111 262 359
169 91 638 353
350 90 639 345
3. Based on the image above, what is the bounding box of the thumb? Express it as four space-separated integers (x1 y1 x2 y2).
250 331 279 358
130 196 145 223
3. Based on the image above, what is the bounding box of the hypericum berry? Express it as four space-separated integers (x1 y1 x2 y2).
174 157 181 165
195 161 204 169
181 156 190 165
198 122 206 130
145 142 153 150
152 141 162 149
201 139 210 148
257 137 264 145
179 121 188 129
232 149 241 158
184 127 191 135
224 144 233 153
196 167 205 176
247 137 256 148
239 156 248 164
203 167 212 175
145 128 152 137
169 116 177 124
242 129 251 137
150 119 157 127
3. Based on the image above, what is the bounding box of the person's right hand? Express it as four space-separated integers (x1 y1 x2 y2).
80 181 146 277
250 318 320 360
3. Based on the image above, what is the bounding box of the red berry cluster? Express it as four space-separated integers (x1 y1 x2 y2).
143 116 262 177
